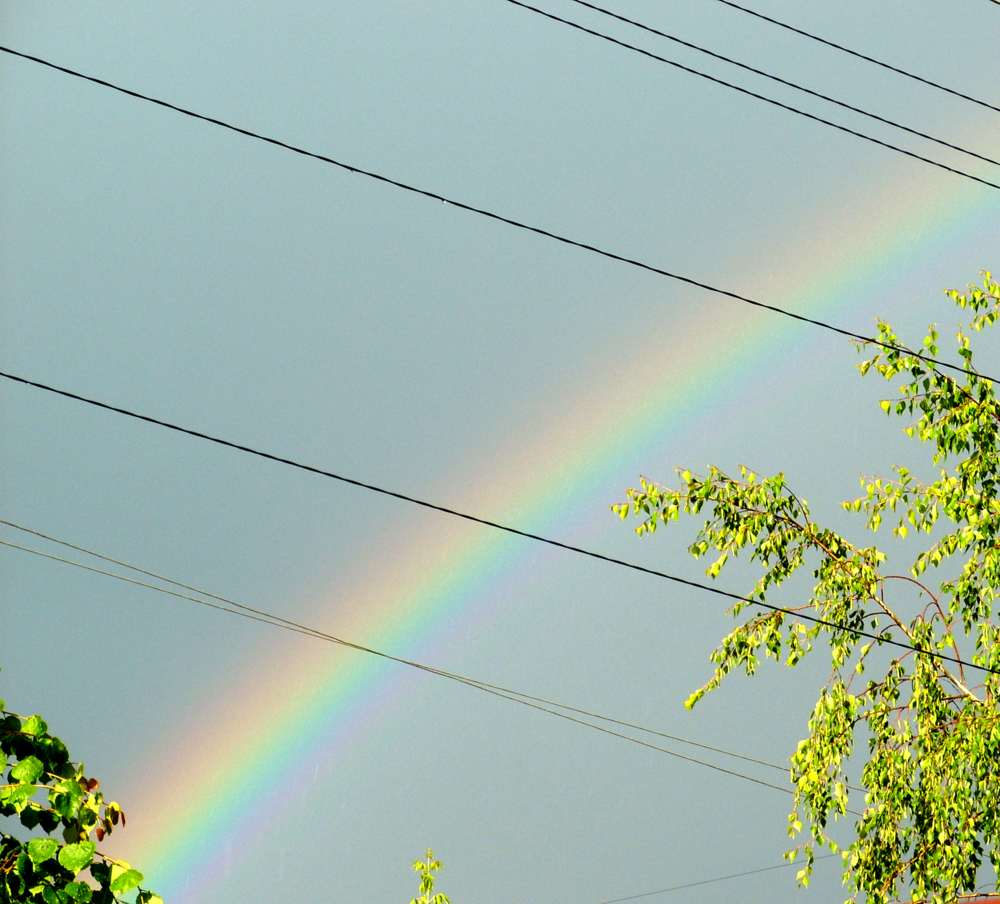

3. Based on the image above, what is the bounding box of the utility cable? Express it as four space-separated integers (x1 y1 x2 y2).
0 517 787 776
511 0 1000 169
0 534 794 795
709 0 1000 115
8 527 863 889
16 503 847 894
497 0 1000 183
591 852 838 904
0 542 858 888
2 370 999 681
1 44 999 385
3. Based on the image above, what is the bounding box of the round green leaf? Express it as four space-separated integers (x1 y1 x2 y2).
21 715 48 736
10 755 44 783
27 838 58 865
109 867 143 895
57 841 95 874
66 881 93 902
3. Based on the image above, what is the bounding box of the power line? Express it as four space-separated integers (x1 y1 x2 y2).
591 852 838 904
0 540 850 902
3 369 998 681
708 0 1000 115
0 537 858 904
496 0 1000 186
511 0 1000 169
0 531 792 795
0 517 788 776
0 44 998 385
14 516 850 885
0 534 851 904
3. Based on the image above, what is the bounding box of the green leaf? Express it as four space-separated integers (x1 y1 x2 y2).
66 881 93 902
41 885 62 904
109 865 143 894
27 838 58 865
57 841 95 874
2 781 37 810
22 715 48 736
19 803 42 830
11 755 45 783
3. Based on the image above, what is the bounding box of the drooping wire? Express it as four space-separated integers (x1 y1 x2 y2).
708 0 1000 115
506 0 1000 168
0 517 787 775
0 44 999 385
2 371 998 681
591 852 839 904
0 532 793 794
0 526 851 893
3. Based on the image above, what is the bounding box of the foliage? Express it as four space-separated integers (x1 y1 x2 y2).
0 702 158 904
613 272 1000 904
410 850 450 904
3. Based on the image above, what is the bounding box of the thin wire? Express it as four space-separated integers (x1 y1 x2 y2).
497 0 1000 186
5 521 854 892
709 0 1000 116
0 536 793 795
0 517 788 775
591 853 839 904
0 44 998 384
2 370 999 681
513 0 1000 168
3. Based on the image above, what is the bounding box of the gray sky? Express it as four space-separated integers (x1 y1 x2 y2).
3 1 1000 902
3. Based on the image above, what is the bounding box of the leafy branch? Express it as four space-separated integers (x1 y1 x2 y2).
0 704 158 904
613 272 1000 904
410 850 450 904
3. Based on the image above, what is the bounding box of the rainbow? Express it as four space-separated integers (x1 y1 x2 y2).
114 148 996 900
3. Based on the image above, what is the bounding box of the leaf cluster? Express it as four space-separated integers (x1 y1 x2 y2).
410 849 450 904
613 273 1000 904
0 703 158 904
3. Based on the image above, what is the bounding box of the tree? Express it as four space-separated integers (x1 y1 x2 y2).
613 272 1000 904
0 700 158 904
410 850 450 904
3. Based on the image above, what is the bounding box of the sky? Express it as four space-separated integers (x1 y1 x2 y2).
2 1 1000 902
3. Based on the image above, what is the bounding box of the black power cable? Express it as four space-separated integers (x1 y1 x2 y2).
709 0 1000 115
492 1 1000 187
0 45 993 385
507 0 1000 169
0 535 854 901
1 533 853 893
2 368 998 680
0 533 792 794
0 516 789 777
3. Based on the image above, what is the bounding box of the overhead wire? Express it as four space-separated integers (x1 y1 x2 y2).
591 852 839 904
494 0 1000 183
0 517 786 776
0 44 999 387
508 0 1000 169
0 535 849 896
707 0 1000 115
0 531 794 795
2 370 999 681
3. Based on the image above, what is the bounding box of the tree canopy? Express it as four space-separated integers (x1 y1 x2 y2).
614 272 1000 904
0 701 158 904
